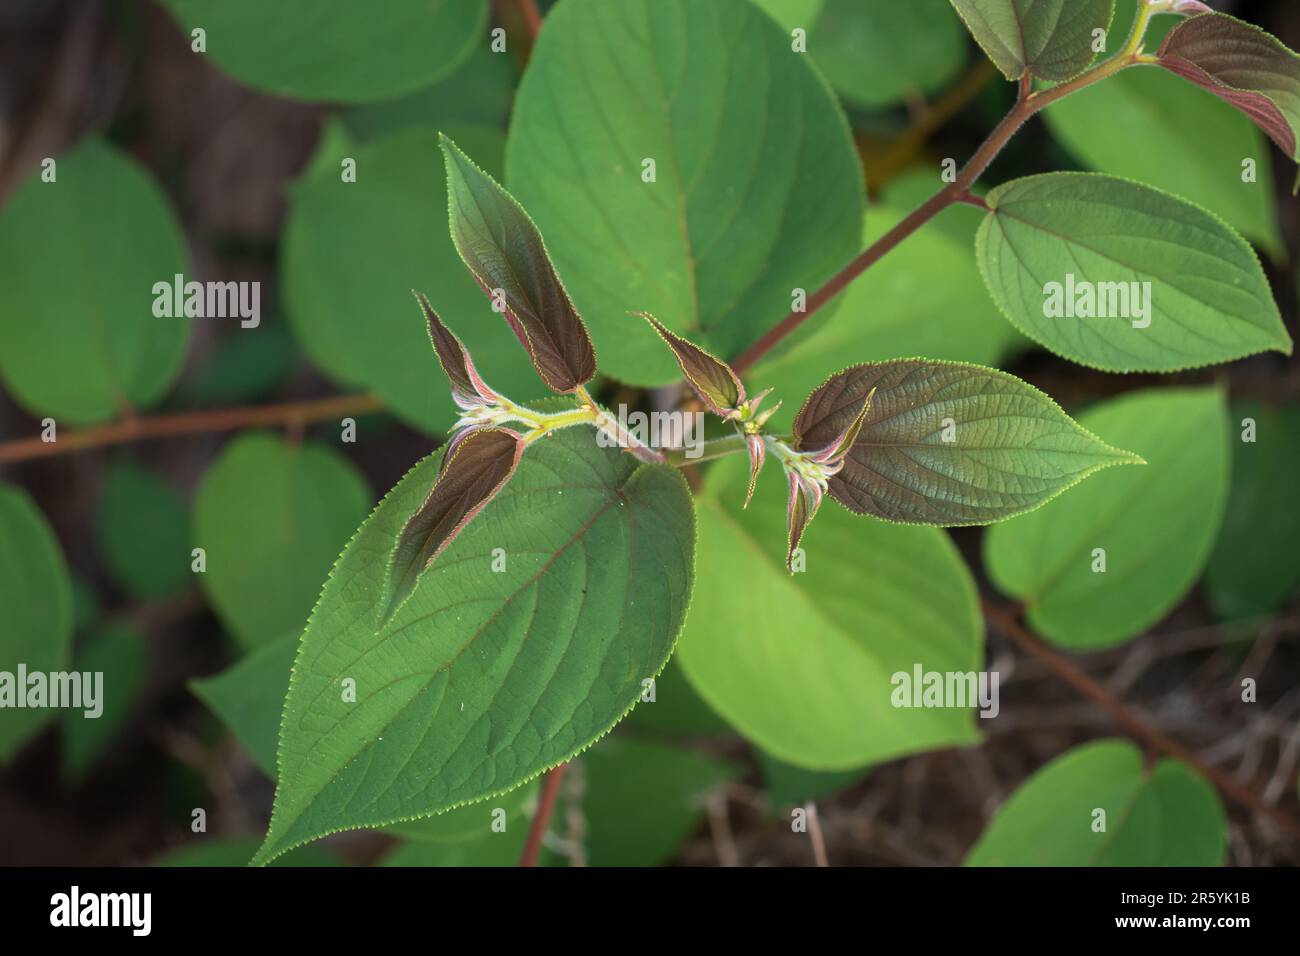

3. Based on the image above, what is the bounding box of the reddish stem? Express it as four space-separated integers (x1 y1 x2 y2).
519 762 569 866
985 601 1300 842
0 392 382 465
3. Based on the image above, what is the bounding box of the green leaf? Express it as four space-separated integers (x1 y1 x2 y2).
751 199 1029 435
506 0 865 385
190 632 299 776
183 321 298 406
157 0 487 103
985 387 1229 649
976 172 1292 372
950 0 1114 82
792 359 1140 525
0 484 74 762
193 433 371 650
60 624 147 779
253 427 695 864
965 739 1226 866
1157 11 1300 163
811 0 966 107
575 736 737 867
675 455 983 770
1043 53 1282 258
96 459 190 600
440 135 596 394
1205 401 1300 621
284 125 540 433
759 750 870 809
0 139 190 425
343 42 518 142
384 781 537 843
751 0 823 33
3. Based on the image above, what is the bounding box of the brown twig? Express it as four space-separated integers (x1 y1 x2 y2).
513 0 543 38
984 600 1300 842
731 44 1144 375
0 392 383 465
519 762 569 867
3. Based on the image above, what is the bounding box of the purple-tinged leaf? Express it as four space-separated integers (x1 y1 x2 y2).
440 134 596 394
636 312 744 417
386 427 524 615
797 382 875 468
744 433 765 509
949 0 1116 83
413 290 501 410
784 470 821 572
791 360 1141 525
1158 12 1300 161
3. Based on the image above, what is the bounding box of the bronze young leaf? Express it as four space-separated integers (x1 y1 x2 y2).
1157 11 1300 163
792 360 1141 525
440 134 596 394
636 311 745 417
386 427 524 616
413 290 502 410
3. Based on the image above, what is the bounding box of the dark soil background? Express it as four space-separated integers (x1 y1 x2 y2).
0 0 1297 866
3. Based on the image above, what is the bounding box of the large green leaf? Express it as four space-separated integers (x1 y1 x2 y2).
676 456 983 770
976 172 1291 372
1205 401 1300 621
751 0 823 32
192 433 371 650
96 459 190 600
506 0 864 385
965 739 1225 866
384 780 538 843
0 139 190 425
793 360 1140 525
985 387 1229 649
0 484 74 762
284 125 541 433
1043 0 1281 258
60 624 147 779
253 427 695 864
158 0 487 103
752 202 1028 435
950 0 1114 82
811 0 966 107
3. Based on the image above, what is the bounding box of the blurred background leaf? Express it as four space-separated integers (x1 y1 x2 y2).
0 484 74 763
192 433 371 650
0 139 190 425
158 0 488 103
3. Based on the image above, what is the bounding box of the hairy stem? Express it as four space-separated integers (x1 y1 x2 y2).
662 431 750 466
520 762 569 866
0 393 382 465
984 601 1300 842
731 12 1154 375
